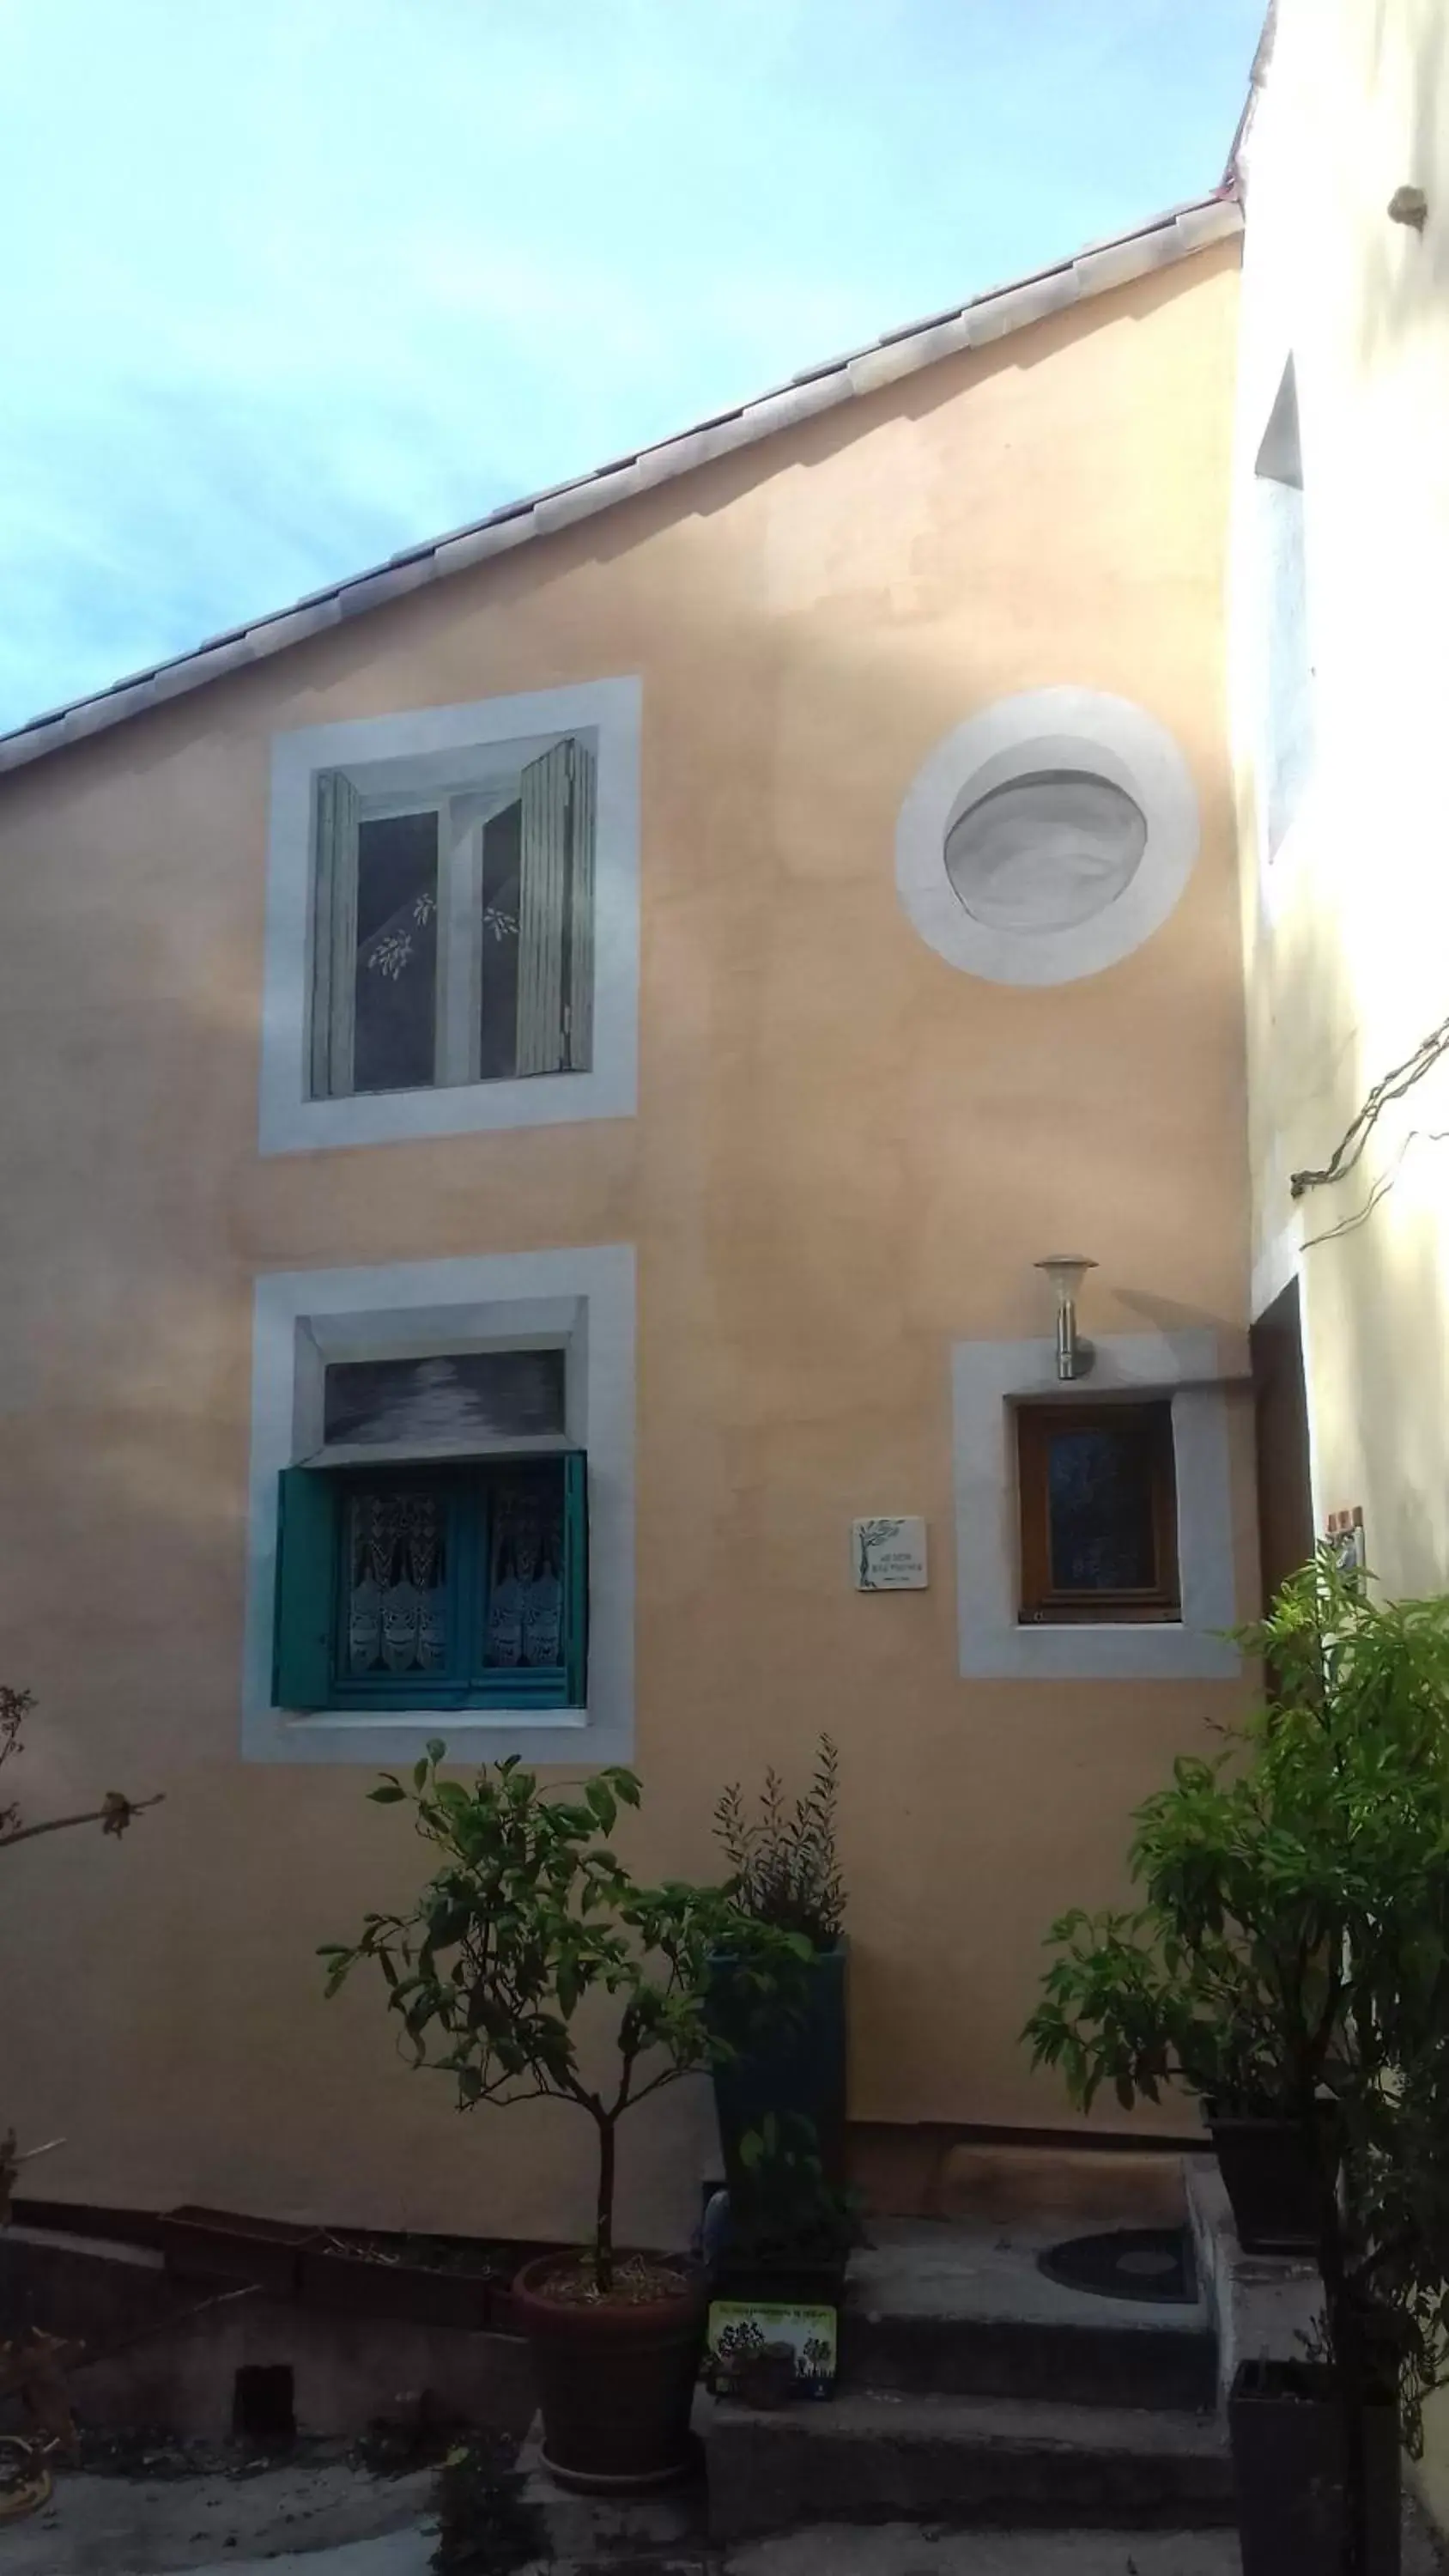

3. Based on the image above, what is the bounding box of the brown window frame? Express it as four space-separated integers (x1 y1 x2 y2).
1016 1399 1180 1625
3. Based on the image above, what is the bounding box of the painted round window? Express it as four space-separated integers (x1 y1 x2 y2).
894 690 1200 987
943 770 1148 933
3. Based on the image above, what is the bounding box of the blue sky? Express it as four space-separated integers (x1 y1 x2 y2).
0 0 1263 735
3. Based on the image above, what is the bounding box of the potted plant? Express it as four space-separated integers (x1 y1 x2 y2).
1025 1556 1449 2576
320 1746 805 2492
1025 1783 1328 2256
709 1735 848 2187
716 2111 863 2306
297 2228 506 2330
704 2111 862 2404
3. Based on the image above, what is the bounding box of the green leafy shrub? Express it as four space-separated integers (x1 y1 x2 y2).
1026 1552 1449 2492
713 1734 845 1948
726 2112 864 2273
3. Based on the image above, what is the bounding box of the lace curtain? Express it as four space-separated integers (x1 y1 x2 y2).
346 1489 447 1674
483 1470 565 1669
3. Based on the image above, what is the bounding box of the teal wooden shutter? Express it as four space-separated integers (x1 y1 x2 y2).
272 1467 337 1709
563 1450 589 1709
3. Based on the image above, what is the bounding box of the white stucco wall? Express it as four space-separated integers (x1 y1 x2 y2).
1231 0 1449 2528
1233 0 1449 1576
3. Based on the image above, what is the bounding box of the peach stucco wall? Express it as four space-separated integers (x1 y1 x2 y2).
0 241 1247 2248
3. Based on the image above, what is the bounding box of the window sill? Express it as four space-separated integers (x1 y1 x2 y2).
253 1705 591 1765
260 1066 623 1157
972 1621 1230 1680
1018 1613 1184 1630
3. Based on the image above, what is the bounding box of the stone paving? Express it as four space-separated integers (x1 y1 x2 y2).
10 2463 1447 2576
0 2460 436 2574
0 2474 1260 2576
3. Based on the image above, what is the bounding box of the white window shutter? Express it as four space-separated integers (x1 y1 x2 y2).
310 769 361 1098
565 740 596 1072
517 744 570 1074
517 739 595 1076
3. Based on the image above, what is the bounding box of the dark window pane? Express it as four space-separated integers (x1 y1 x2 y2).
479 799 522 1081
345 1485 448 1675
324 1350 566 1449
354 812 439 1092
945 771 1147 933
482 1460 566 1668
1047 1426 1157 1591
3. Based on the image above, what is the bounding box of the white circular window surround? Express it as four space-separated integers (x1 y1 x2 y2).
895 689 1200 986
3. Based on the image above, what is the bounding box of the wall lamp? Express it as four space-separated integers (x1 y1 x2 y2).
1034 1254 1097 1382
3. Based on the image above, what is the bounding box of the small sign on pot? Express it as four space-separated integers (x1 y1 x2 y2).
705 2300 838 2401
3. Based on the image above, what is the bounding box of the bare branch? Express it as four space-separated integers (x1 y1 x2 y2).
0 1793 165 1852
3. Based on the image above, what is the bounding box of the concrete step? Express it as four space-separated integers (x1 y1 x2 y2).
705 2390 1235 2546
722 2500 1449 2575
724 2535 1245 2576
842 2221 1217 2412
850 2135 1191 2231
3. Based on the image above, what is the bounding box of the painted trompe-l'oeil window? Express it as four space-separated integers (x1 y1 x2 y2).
1016 1400 1180 1625
310 732 596 1099
272 1346 587 1712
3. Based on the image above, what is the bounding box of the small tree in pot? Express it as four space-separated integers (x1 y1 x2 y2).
321 1746 807 2490
1025 1558 1449 2576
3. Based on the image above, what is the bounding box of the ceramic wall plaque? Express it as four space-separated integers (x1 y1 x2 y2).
852 1516 928 1590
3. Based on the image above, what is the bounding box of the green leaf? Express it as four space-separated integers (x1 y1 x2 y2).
585 1777 617 1834
368 1783 407 1804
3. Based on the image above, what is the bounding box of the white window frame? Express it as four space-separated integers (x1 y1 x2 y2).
952 1327 1244 1680
259 679 640 1154
243 1245 635 1763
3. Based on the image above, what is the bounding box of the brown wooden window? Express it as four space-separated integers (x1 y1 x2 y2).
1016 1400 1179 1625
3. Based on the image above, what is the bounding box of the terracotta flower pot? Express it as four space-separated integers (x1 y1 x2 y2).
511 2251 707 2491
